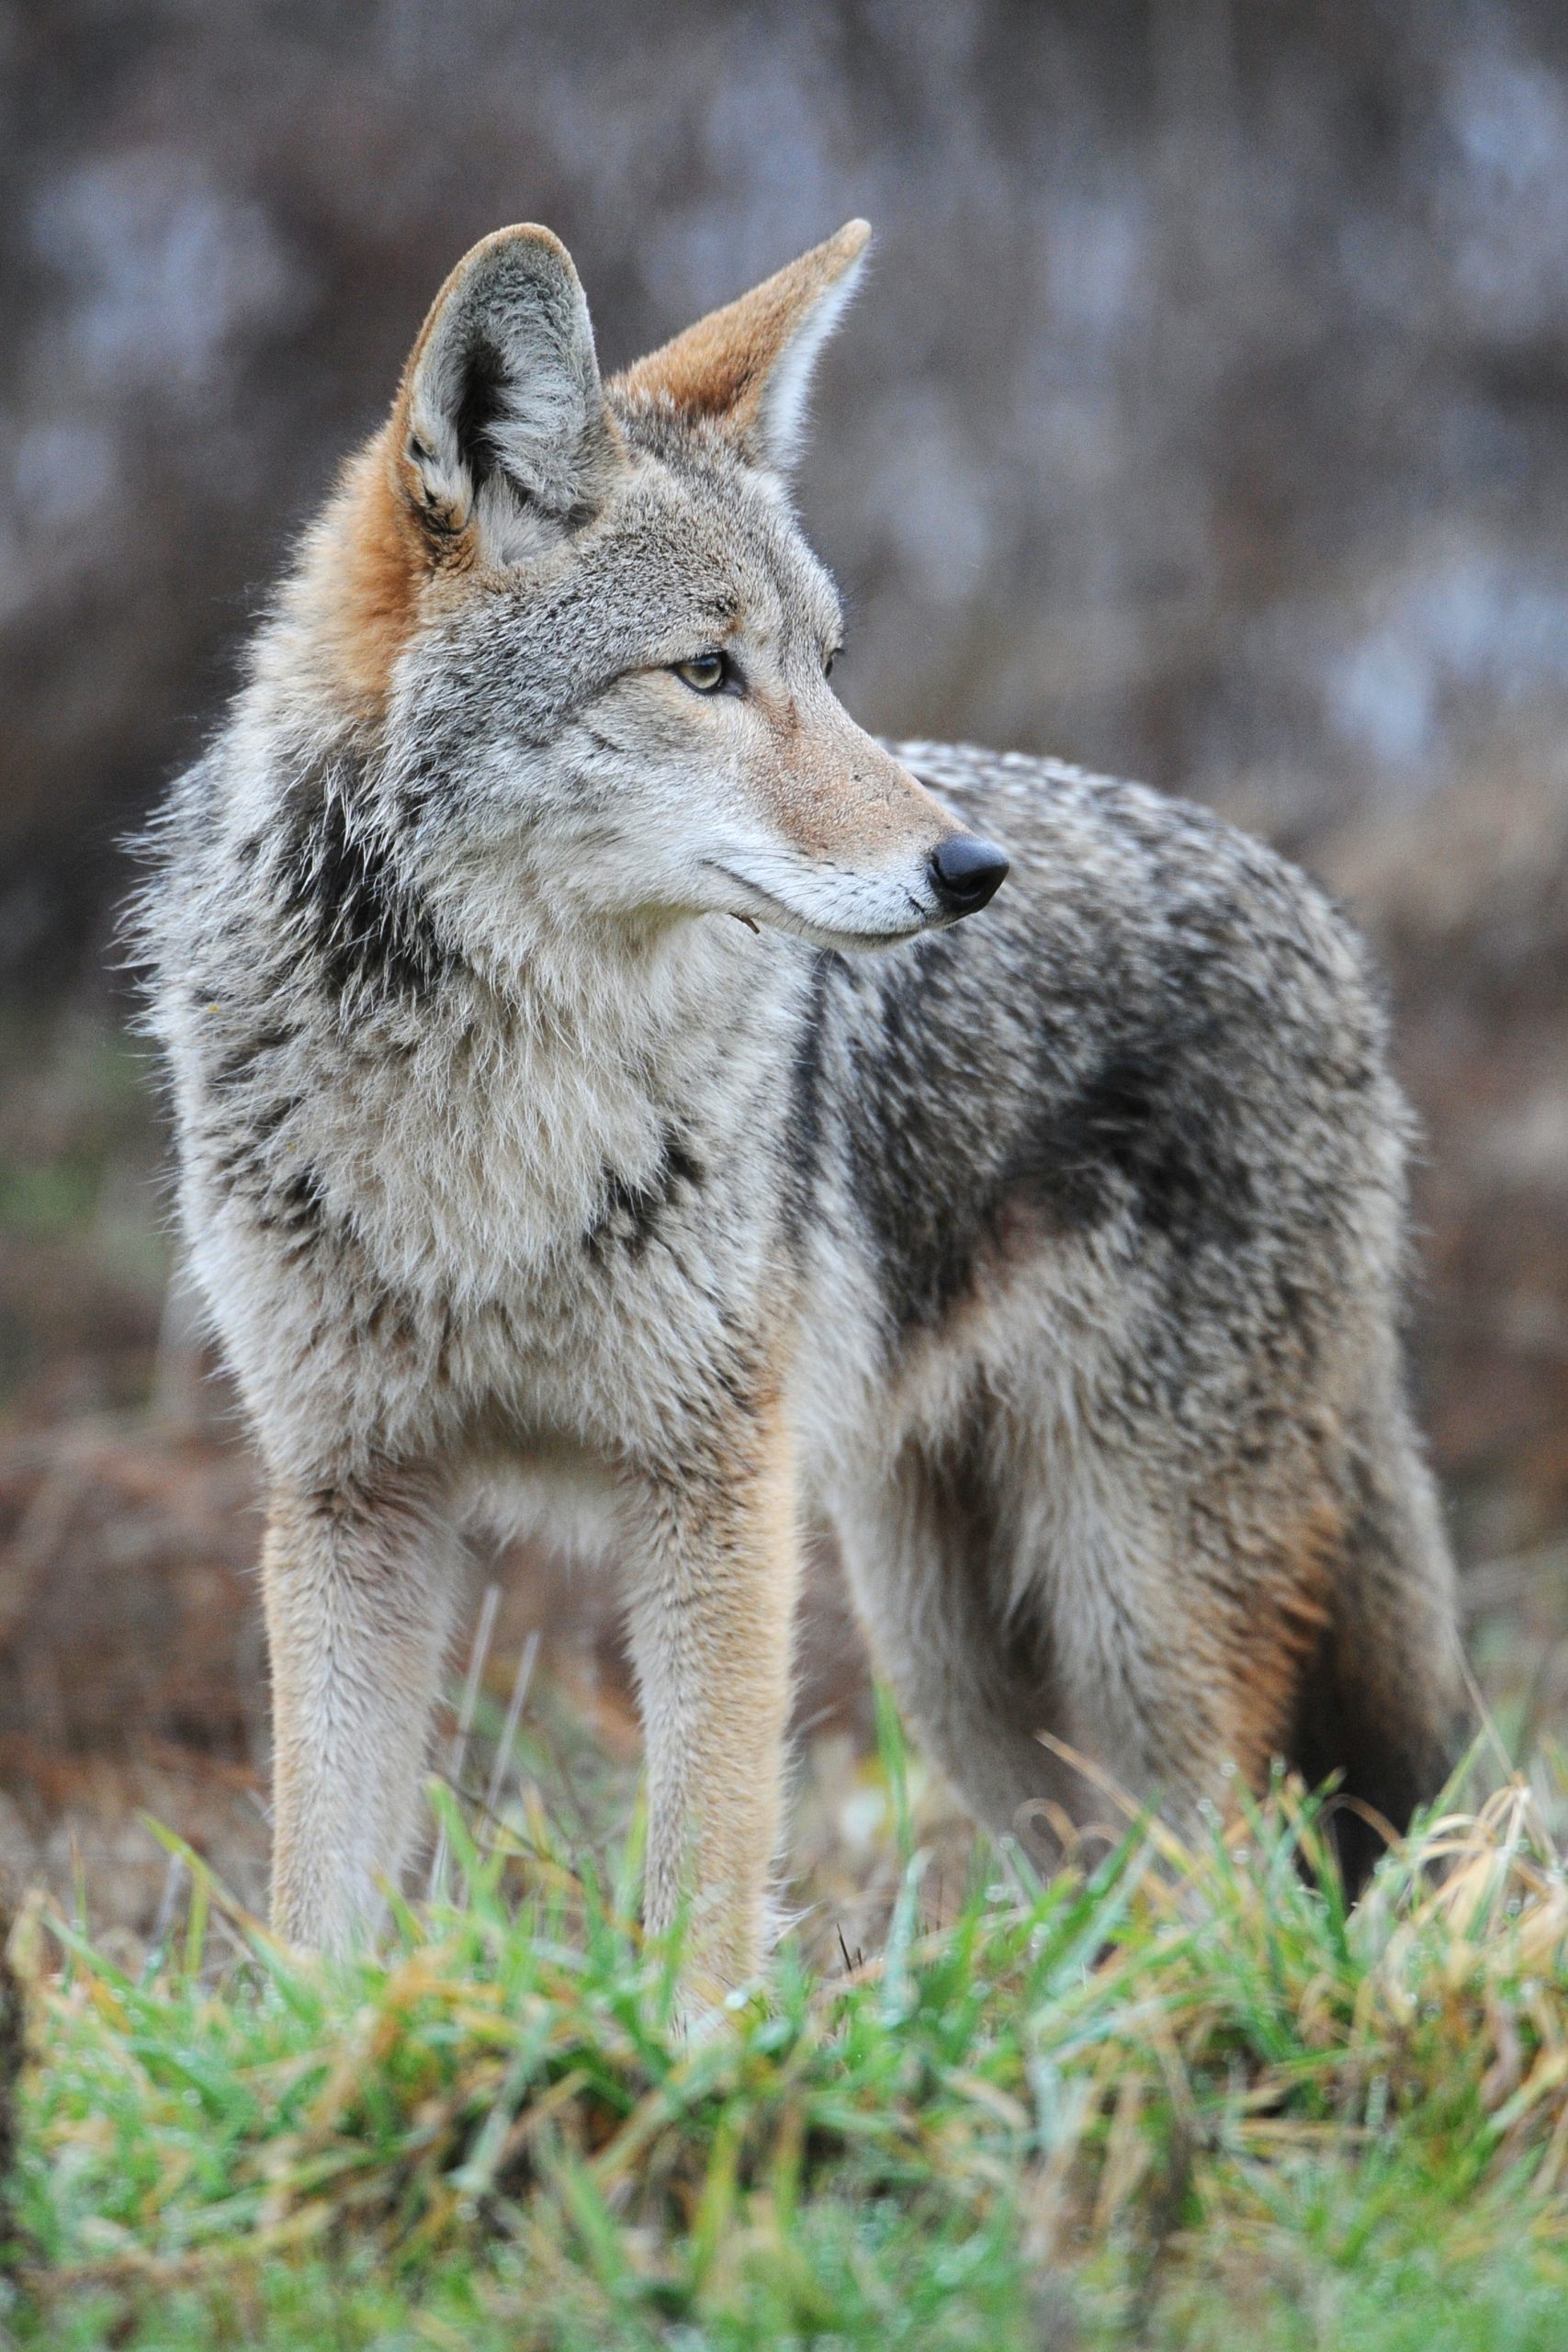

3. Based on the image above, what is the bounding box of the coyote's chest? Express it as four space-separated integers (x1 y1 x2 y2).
199 972 787 1469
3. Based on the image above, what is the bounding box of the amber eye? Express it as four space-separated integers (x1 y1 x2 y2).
673 652 730 695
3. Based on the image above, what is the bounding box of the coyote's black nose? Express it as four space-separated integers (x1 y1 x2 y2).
930 834 1010 917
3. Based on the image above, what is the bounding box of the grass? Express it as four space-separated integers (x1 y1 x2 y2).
9 1711 1568 2349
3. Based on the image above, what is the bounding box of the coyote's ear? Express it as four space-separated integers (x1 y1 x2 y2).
615 220 871 475
393 225 619 562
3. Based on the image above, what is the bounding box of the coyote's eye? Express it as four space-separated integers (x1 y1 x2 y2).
825 646 841 678
672 652 734 695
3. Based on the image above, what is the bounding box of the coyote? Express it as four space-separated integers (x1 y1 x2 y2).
138 220 1463 1990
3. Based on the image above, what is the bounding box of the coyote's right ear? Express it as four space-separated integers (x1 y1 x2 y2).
391 226 621 563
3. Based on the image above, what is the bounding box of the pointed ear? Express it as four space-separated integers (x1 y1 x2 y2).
614 220 871 474
391 225 620 562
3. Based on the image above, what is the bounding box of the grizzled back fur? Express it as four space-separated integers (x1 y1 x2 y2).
133 221 1465 1981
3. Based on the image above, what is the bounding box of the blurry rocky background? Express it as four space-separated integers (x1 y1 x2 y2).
3 0 1567 1935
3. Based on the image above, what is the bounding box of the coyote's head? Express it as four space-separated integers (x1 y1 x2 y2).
297 220 1007 959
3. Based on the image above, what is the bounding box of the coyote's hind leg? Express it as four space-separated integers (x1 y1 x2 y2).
832 1436 1094 1863
262 1472 458 1953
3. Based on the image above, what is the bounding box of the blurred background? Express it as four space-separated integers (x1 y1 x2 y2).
3 0 1567 1940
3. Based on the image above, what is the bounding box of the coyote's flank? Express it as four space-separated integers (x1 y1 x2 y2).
134 219 1464 1995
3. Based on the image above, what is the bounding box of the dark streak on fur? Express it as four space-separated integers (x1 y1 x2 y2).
1010 1036 1254 1253
254 1162 329 1244
583 1126 705 1262
278 771 457 1012
839 928 1261 1340
783 950 835 1247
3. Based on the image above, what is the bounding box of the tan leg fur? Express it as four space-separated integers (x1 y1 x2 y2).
263 1476 457 1954
620 1403 801 1996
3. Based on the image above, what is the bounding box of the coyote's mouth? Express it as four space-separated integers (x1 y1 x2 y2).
702 858 930 951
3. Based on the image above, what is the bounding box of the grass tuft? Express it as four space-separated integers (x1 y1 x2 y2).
10 1754 1568 2347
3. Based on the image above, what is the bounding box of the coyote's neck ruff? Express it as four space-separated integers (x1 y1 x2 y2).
138 221 1462 1995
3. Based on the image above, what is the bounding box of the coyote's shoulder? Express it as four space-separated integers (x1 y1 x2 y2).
807 740 1401 1337
137 220 1463 1993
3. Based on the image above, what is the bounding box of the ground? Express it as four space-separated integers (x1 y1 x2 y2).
10 1703 1568 2348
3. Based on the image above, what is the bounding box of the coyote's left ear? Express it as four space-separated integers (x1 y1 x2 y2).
615 220 871 474
392 225 620 561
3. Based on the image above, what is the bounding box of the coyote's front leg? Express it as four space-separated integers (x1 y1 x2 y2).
621 1402 801 1997
262 1471 458 1953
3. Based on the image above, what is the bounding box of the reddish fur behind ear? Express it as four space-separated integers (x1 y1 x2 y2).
615 220 869 450
289 281 492 715
288 427 446 714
